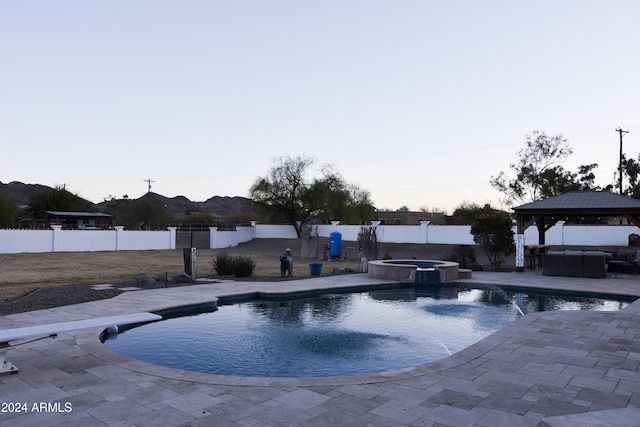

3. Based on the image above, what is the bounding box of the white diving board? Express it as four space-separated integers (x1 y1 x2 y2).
0 312 162 375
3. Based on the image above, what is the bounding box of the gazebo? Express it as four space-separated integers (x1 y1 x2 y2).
512 191 640 271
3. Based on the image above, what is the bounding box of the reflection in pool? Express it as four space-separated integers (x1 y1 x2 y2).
103 285 631 377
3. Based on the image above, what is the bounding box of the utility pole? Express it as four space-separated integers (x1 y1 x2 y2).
616 128 629 194
144 178 155 230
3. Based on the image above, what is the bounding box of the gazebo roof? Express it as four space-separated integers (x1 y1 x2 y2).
514 191 640 241
513 191 640 215
513 191 640 268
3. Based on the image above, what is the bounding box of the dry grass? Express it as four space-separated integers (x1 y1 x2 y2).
0 249 362 301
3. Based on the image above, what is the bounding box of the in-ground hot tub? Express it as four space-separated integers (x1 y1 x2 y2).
367 259 461 282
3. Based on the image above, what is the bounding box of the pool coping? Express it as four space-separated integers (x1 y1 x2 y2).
3 271 640 426
368 258 460 282
76 274 640 387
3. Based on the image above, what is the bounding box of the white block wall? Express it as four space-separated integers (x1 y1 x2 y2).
0 229 54 253
253 224 297 239
2 222 640 254
0 226 176 254
521 223 638 247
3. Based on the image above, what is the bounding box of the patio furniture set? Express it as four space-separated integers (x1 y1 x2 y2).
542 249 640 278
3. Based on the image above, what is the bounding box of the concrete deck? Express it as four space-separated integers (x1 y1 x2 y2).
1 271 639 426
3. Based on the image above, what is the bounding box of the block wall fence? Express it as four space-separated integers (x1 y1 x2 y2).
0 226 177 254
1 220 638 254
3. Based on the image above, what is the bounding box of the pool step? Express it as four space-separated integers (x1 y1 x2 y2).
458 268 473 280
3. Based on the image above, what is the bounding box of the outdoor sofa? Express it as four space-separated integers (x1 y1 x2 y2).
542 250 607 278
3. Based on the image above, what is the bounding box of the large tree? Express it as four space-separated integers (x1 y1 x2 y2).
0 192 19 227
249 156 374 237
27 185 95 218
468 205 515 269
102 195 172 229
616 155 640 199
491 130 599 206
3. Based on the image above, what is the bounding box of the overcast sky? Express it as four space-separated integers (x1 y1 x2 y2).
2 1 639 213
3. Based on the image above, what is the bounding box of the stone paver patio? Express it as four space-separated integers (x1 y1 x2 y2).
1 271 639 426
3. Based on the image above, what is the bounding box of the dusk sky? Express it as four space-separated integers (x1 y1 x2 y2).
2 1 639 213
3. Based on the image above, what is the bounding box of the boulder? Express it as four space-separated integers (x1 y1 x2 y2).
172 273 195 283
135 273 156 286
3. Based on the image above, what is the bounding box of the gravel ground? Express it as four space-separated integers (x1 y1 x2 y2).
0 275 306 316
0 284 125 315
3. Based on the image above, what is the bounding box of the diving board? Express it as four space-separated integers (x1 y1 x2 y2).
0 312 162 375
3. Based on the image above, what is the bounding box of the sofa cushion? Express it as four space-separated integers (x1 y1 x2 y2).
564 250 584 256
546 250 563 255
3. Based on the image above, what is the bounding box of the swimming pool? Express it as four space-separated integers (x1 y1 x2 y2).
103 285 632 377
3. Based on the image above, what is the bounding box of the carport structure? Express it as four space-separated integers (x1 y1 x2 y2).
512 191 640 271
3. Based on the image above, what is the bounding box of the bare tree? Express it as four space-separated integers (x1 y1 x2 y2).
358 224 381 260
250 155 374 236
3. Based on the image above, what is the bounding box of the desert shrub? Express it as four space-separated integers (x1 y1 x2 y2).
213 252 235 275
471 212 514 269
446 245 481 270
233 255 256 278
358 225 380 260
213 253 256 277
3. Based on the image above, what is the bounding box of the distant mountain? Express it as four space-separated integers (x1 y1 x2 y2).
137 193 257 218
1 181 257 218
0 181 51 207
201 196 258 217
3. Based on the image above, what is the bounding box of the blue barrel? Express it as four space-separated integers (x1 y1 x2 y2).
330 231 342 258
309 262 323 276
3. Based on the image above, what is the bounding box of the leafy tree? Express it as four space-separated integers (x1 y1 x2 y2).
445 245 480 270
28 185 95 218
452 202 485 224
469 206 515 269
348 184 376 224
538 166 575 197
491 131 599 205
0 192 19 227
249 156 374 237
304 165 350 224
310 168 375 224
102 196 172 229
576 163 599 191
615 155 640 198
176 211 219 226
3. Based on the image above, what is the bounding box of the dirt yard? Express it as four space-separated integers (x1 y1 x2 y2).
0 239 358 301
0 238 507 308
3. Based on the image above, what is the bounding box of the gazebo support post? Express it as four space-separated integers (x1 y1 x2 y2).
515 216 526 272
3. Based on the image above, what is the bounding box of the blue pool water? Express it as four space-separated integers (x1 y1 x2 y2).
103 285 631 377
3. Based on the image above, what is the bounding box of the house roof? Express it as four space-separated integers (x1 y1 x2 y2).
45 211 112 218
513 191 640 214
